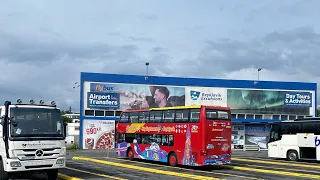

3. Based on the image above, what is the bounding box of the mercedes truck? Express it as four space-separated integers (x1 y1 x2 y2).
0 99 67 180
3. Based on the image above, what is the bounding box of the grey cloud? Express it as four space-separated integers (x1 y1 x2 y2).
0 32 139 65
150 47 167 53
148 27 320 80
128 36 154 42
0 32 144 111
278 0 319 17
192 27 320 76
137 13 158 21
108 32 122 37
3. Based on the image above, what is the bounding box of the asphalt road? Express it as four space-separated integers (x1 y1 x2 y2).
9 171 51 180
55 149 320 180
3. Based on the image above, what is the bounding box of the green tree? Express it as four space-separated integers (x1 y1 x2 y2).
62 116 73 123
61 110 69 115
317 109 320 117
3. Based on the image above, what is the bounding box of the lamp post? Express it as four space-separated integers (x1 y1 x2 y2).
145 62 149 80
258 68 262 81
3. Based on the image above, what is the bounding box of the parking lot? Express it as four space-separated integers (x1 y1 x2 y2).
52 149 320 180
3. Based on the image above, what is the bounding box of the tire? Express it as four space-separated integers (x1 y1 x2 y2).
46 169 58 180
0 159 9 180
127 149 134 161
287 150 299 161
168 153 178 167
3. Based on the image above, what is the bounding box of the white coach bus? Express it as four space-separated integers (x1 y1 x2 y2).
268 117 320 161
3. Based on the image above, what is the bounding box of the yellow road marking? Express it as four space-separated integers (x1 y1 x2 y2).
230 166 320 179
72 156 220 180
233 156 317 164
58 173 83 180
66 167 127 180
107 157 262 180
232 158 320 169
239 163 320 175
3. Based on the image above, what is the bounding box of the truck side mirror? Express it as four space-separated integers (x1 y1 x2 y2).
0 115 4 125
63 122 67 138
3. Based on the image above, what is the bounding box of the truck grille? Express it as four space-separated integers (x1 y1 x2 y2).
25 165 53 169
14 148 62 160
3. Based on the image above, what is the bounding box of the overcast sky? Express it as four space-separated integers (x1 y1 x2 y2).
1 0 320 112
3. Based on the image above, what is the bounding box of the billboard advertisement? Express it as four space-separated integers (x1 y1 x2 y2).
82 119 115 149
83 82 314 116
85 82 185 110
232 125 245 149
87 92 120 109
244 124 271 149
185 87 227 106
227 89 312 115
284 91 312 107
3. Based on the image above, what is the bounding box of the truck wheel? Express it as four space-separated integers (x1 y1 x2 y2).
46 169 58 180
0 159 9 180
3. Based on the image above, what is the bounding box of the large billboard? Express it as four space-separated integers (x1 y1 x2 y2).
227 89 312 115
83 82 315 116
86 83 185 110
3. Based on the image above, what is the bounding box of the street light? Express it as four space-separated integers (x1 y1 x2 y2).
145 62 149 80
258 68 262 81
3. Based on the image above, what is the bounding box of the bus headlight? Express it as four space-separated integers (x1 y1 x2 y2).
10 161 22 167
56 159 64 165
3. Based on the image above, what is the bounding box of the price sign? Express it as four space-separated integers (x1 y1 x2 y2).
86 127 102 135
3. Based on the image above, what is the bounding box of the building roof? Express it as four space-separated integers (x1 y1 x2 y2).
80 72 317 91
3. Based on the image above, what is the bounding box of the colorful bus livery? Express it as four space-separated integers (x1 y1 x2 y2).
116 105 232 167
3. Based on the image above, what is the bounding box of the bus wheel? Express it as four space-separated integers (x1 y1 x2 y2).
168 153 178 167
287 150 299 161
127 149 134 161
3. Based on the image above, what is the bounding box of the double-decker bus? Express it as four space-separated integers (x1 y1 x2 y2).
115 105 232 167
268 117 320 161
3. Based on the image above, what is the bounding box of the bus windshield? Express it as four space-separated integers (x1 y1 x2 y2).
206 109 231 120
269 123 280 143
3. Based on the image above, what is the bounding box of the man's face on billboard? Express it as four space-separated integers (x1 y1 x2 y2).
153 89 165 103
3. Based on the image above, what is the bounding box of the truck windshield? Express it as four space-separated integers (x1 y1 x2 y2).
9 107 63 139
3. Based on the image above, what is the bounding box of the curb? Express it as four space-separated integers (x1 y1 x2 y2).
58 173 83 180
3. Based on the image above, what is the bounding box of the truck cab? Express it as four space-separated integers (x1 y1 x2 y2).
0 100 67 180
